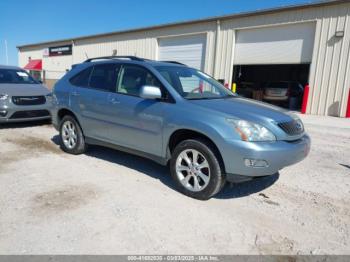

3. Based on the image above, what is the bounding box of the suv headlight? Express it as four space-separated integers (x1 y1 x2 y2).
0 94 9 101
227 119 276 142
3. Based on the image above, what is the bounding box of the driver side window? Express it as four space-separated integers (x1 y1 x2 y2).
117 65 162 97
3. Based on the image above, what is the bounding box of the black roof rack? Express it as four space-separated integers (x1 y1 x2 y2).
84 56 144 63
160 61 187 66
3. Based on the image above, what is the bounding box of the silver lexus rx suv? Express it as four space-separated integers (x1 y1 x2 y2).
51 56 310 200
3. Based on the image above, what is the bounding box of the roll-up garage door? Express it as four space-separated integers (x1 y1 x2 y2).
234 22 316 65
158 34 206 70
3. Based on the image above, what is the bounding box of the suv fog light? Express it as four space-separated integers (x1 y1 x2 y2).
0 110 7 117
244 158 269 168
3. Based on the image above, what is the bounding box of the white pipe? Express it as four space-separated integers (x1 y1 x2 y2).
5 40 9 65
213 20 221 78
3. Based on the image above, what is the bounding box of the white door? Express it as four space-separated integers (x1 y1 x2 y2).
158 34 206 70
234 22 316 65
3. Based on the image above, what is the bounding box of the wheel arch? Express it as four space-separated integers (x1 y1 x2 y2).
57 108 79 123
56 108 86 134
167 128 226 173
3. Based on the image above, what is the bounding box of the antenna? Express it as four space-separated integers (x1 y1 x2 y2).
112 49 117 56
5 40 9 65
84 52 89 59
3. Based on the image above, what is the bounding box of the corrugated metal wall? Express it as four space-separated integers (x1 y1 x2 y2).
309 4 350 117
18 41 72 80
18 2 350 117
72 22 216 73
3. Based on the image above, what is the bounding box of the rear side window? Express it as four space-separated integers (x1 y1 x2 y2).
69 67 92 87
89 64 120 92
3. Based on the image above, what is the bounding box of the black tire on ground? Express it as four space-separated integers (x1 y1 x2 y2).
170 138 226 200
59 115 87 155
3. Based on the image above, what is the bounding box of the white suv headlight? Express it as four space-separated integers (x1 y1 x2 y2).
0 94 9 101
227 119 276 142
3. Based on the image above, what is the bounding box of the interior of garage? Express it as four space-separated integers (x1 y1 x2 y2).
232 64 310 111
231 22 315 111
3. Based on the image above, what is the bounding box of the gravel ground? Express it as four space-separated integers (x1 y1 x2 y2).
0 114 349 255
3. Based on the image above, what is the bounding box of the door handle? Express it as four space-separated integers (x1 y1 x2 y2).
110 98 120 104
71 91 80 96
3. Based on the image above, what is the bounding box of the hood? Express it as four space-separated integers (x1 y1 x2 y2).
189 97 294 123
0 83 50 96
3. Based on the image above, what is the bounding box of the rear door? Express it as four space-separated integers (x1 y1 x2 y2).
70 63 120 140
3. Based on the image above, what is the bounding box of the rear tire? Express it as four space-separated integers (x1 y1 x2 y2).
170 139 226 200
59 115 87 155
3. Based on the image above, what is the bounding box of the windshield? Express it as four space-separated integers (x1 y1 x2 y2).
155 66 235 100
0 69 37 84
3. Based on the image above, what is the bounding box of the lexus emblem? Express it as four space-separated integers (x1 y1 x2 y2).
295 122 303 131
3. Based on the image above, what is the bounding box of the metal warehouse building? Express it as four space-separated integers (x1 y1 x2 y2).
17 0 350 117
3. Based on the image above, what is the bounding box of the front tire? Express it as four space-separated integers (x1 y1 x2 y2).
170 139 226 200
59 115 87 155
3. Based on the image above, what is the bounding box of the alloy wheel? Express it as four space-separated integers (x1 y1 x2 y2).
61 120 77 149
175 149 211 192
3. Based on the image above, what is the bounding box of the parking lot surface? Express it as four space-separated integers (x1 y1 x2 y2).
0 114 349 255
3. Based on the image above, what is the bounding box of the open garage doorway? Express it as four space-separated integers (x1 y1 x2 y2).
232 22 315 111
232 64 310 111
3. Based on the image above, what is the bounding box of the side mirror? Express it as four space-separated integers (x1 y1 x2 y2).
140 85 162 100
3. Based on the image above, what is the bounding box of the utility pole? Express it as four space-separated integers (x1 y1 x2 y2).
5 40 9 65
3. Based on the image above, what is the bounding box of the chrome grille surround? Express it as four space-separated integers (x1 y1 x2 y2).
277 119 304 136
12 96 46 106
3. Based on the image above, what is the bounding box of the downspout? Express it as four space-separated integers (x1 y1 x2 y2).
212 19 221 78
71 40 75 68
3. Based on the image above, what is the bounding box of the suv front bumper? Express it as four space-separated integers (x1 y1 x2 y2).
220 134 311 180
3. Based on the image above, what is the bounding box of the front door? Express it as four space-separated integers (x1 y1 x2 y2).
106 64 165 157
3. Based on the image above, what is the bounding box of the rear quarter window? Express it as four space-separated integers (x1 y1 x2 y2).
69 67 92 87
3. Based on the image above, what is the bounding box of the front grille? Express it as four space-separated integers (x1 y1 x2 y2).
278 120 304 136
10 110 50 119
12 96 46 106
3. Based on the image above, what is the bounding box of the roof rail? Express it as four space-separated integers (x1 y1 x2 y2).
84 56 144 63
160 61 187 66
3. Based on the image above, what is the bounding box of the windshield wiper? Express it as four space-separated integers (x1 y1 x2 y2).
186 96 232 100
223 95 236 99
186 97 216 100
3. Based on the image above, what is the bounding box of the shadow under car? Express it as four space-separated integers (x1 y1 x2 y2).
51 134 280 199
